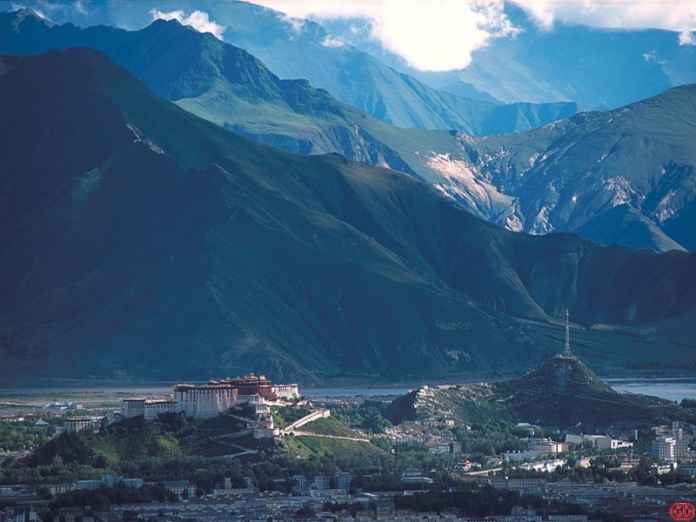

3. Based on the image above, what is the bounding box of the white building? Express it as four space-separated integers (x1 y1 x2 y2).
121 399 180 420
122 378 300 422
565 434 584 446
505 450 549 462
529 438 565 454
174 384 238 418
672 422 691 461
272 384 300 400
64 417 99 434
652 436 677 463
519 459 566 473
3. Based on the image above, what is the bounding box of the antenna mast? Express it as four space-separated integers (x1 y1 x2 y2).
563 309 573 357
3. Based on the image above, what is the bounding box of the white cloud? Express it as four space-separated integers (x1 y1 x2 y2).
278 12 306 34
510 0 696 33
679 30 696 46
150 9 225 40
250 0 518 71
247 1 696 71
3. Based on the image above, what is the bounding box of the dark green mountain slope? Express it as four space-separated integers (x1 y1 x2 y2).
576 205 686 253
0 10 411 172
1 49 696 383
664 203 696 251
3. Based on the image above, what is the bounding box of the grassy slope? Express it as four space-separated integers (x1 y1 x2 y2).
281 415 384 459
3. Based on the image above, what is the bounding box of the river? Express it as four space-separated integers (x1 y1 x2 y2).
2 379 696 403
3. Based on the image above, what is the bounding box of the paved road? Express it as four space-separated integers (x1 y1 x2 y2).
290 430 370 443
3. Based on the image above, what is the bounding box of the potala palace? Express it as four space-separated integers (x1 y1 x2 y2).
120 374 300 436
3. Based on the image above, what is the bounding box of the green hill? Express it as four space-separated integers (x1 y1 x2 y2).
26 410 264 468
284 417 384 460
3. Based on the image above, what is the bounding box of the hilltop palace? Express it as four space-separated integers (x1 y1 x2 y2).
120 374 299 429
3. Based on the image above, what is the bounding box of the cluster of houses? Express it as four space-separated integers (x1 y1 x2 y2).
503 434 634 464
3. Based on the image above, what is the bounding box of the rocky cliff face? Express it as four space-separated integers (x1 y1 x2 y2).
425 86 696 251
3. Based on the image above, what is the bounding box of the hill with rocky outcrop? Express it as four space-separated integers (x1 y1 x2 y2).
387 354 696 430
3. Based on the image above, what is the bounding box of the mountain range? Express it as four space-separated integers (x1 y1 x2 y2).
0 1 578 135
5 0 696 113
451 85 696 250
4 8 694 255
1 48 696 383
319 3 696 111
0 9 577 177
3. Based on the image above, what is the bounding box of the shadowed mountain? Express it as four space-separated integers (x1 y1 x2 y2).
663 203 696 252
576 205 686 253
1 49 696 383
0 9 406 171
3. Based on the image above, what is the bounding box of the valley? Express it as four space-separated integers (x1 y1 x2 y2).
1 2 696 521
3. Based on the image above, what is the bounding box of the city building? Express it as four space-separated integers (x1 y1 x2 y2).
253 400 279 439
652 436 677 463
334 472 352 491
125 374 300 420
529 438 566 454
291 475 308 491
311 475 331 491
156 480 196 499
505 450 551 462
214 374 277 400
121 399 180 420
0 486 33 498
580 435 634 450
0 507 38 522
173 383 238 418
672 421 691 461
272 383 300 400
400 471 434 485
565 434 584 446
678 463 696 478
519 459 566 473
63 417 98 434
101 474 144 489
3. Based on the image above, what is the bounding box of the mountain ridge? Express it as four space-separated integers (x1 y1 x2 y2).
2 49 696 383
419 83 696 251
0 6 576 135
